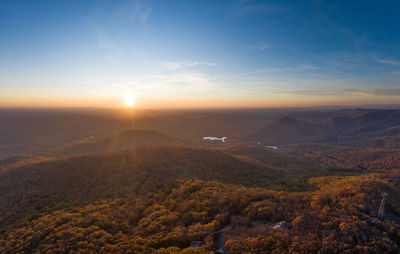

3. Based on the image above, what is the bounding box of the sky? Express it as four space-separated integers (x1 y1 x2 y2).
1 0 400 108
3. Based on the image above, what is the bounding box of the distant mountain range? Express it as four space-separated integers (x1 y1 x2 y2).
247 109 400 146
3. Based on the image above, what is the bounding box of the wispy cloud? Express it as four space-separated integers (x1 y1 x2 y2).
91 0 152 25
234 0 286 15
310 1 367 51
84 71 220 100
366 88 400 96
285 65 319 71
248 43 269 50
88 0 154 60
281 88 400 97
82 59 219 98
89 21 120 59
342 88 400 96
130 0 152 24
160 61 217 71
314 52 399 76
376 59 400 65
234 64 320 77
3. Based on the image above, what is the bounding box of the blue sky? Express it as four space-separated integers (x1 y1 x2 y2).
1 0 400 108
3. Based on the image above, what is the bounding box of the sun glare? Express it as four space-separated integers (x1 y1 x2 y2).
123 94 136 107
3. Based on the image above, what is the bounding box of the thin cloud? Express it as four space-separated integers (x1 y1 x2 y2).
88 0 153 60
89 21 120 59
91 0 152 25
285 65 319 71
283 89 343 96
315 52 400 75
244 64 320 75
84 71 220 99
311 1 368 50
372 88 400 95
344 89 400 96
248 43 269 50
376 59 400 65
160 61 217 71
131 0 152 24
343 89 375 96
234 2 286 15
282 88 400 97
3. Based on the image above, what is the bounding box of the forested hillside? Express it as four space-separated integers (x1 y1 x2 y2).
45 129 193 156
2 108 400 253
1 171 400 253
0 147 328 236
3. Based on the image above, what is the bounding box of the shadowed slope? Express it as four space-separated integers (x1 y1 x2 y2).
0 147 295 233
46 129 193 156
0 155 46 172
247 117 330 145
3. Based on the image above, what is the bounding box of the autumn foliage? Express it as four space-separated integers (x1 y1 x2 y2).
0 147 399 253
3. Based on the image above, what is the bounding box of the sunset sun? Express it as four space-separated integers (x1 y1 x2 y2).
123 94 136 107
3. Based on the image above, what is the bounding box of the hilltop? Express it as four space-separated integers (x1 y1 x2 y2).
45 129 193 156
0 146 329 235
247 116 333 145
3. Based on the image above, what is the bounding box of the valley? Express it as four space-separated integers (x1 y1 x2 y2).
1 108 400 253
